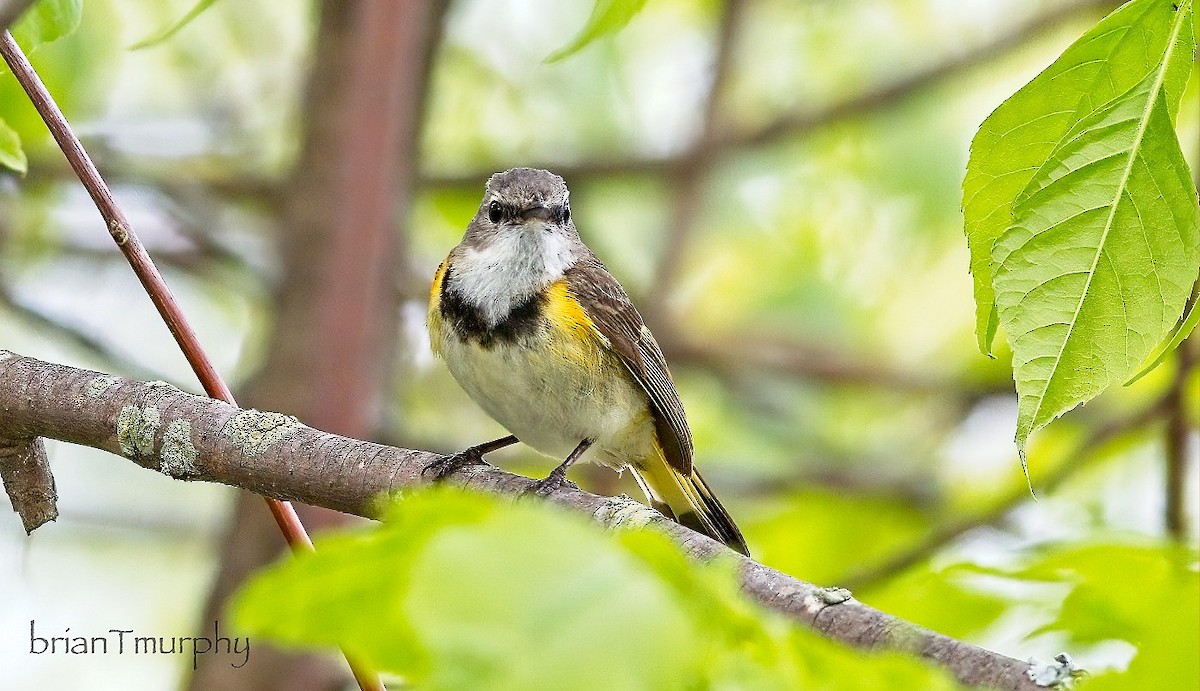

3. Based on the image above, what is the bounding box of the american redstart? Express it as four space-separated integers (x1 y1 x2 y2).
425 167 749 556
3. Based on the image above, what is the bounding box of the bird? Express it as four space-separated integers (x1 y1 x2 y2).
425 167 749 556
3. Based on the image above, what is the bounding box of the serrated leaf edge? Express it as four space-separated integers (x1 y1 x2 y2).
1012 0 1193 455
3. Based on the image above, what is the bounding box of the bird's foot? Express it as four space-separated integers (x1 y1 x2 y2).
422 447 490 482
525 467 579 497
423 435 519 482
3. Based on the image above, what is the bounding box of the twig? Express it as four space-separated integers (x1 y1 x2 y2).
1165 311 1197 540
0 29 315 544
0 351 1049 691
54 508 216 541
1172 162 1200 538
0 35 233 400
23 156 285 209
0 282 160 381
840 399 1170 591
734 464 940 508
0 32 383 691
147 185 261 273
643 0 747 310
421 0 1122 188
0 434 56 533
52 243 218 271
663 330 1007 397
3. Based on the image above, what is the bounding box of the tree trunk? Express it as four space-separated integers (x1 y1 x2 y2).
187 2 444 688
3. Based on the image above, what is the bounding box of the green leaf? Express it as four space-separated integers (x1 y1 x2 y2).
232 488 959 690
544 0 648 64
234 489 727 689
972 0 1200 460
863 565 1008 641
0 117 26 174
748 489 929 586
1125 294 1200 385
128 0 221 50
11 0 82 50
1018 543 1199 690
963 0 1198 356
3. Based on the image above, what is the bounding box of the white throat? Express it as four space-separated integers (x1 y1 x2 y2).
448 227 577 326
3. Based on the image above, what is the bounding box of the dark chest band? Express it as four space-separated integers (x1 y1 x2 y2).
439 266 545 348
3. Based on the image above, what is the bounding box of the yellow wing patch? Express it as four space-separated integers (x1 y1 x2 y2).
542 278 618 376
427 260 448 356
430 261 448 305
543 279 601 342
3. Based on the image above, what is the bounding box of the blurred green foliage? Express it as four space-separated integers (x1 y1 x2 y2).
0 0 1197 688
127 0 220 50
0 0 82 173
234 488 960 690
0 117 23 172
985 542 1200 689
545 0 649 64
10 0 81 50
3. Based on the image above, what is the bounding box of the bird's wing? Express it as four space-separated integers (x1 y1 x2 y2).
563 256 693 473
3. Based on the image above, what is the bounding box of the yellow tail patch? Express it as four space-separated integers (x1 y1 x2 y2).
630 441 750 556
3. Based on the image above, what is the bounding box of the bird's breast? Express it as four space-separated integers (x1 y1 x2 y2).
429 273 654 464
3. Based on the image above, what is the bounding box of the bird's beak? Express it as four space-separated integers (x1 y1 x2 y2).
520 204 553 222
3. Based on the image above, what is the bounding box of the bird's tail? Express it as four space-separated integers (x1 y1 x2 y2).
630 456 749 557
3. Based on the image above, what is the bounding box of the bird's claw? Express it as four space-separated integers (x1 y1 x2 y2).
422 448 489 481
525 469 579 497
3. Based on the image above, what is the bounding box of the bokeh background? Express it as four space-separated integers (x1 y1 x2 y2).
1 0 1197 689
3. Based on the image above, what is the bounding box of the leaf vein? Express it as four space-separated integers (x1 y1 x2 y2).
1024 2 1190 430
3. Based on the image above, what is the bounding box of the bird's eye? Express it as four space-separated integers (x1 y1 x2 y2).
562 203 571 223
487 200 503 223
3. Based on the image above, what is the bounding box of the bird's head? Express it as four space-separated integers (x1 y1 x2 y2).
465 167 575 245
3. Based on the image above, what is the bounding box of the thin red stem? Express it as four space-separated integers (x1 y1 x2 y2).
0 30 382 691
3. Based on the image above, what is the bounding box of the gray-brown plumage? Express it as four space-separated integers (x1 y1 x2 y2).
562 257 694 474
428 167 749 555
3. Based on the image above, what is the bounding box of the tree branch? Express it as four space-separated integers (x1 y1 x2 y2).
0 434 56 533
420 0 1122 188
1165 326 1196 540
0 351 1052 690
840 398 1169 592
1 31 383 690
662 329 1009 398
0 282 161 381
642 0 747 314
